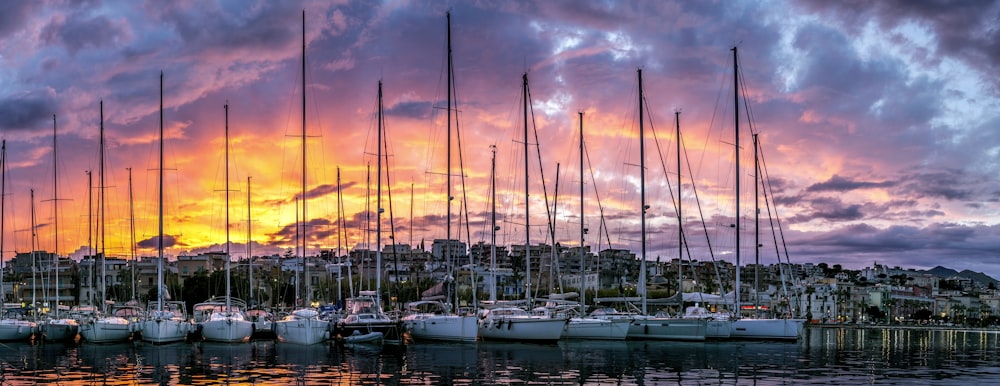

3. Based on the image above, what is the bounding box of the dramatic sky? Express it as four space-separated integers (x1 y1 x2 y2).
1 0 998 279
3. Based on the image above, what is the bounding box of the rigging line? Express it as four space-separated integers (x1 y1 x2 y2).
681 133 725 295
757 148 789 297
526 78 559 269
758 137 795 298
644 96 681 234
583 130 613 251
456 127 478 307
614 75 641 249
382 105 401 309
276 45 303 234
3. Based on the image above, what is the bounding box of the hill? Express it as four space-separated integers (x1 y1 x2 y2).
924 266 998 286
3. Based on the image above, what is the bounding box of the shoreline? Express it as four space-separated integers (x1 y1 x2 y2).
806 323 1000 333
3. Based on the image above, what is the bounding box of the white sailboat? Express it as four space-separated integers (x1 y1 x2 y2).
477 73 565 343
199 101 253 343
245 177 275 339
400 12 477 343
140 73 193 344
545 113 628 341
0 148 37 342
40 114 78 342
671 111 731 339
334 81 404 344
626 69 706 341
727 47 804 341
274 10 330 345
79 101 133 344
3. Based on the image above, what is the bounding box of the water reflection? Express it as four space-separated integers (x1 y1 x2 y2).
3 328 1000 384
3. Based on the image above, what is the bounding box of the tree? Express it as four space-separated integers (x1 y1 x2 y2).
180 270 210 314
865 305 885 320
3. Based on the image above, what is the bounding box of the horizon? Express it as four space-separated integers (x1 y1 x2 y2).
0 1 998 279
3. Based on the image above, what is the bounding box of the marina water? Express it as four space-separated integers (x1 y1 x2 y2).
3 327 1000 384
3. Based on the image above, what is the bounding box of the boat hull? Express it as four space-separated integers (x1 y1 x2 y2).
141 319 191 344
250 320 275 340
706 319 732 339
0 320 36 342
562 318 630 340
403 314 477 342
628 317 707 341
42 319 78 342
200 318 254 343
79 317 133 343
333 320 402 344
343 331 383 344
478 317 566 342
730 318 804 340
275 318 330 345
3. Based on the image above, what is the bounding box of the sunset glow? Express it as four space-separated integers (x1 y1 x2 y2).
1 1 998 277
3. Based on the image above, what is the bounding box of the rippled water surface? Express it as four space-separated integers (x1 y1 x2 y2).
3 327 1000 384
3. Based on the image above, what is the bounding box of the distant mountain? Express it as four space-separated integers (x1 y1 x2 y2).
925 266 959 278
923 266 998 286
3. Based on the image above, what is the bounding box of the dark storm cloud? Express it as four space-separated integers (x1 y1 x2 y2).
0 94 58 131
145 1 301 57
790 196 865 223
796 0 1000 91
897 169 973 201
40 12 129 54
385 100 433 120
137 234 180 249
0 0 37 38
806 175 895 193
267 218 335 245
292 184 339 202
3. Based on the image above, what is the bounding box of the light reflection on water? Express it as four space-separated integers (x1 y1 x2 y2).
2 327 1000 384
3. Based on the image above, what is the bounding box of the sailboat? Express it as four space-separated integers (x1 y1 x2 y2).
39 114 78 342
477 73 566 343
335 81 404 344
140 73 193 344
400 11 477 343
274 10 330 345
197 101 254 343
548 113 629 340
673 111 731 339
245 177 275 339
727 47 805 340
624 69 706 341
79 100 133 344
0 140 36 342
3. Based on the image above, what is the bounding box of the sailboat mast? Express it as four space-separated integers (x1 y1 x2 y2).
445 11 453 306
550 163 560 294
732 46 741 315
579 112 585 307
301 9 310 307
753 133 760 317
158 72 165 311
522 72 531 305
128 167 135 302
225 101 231 311
30 189 37 314
638 68 647 315
53 115 61 317
86 170 92 305
376 80 384 305
489 145 497 302
676 111 682 297
99 100 106 310
248 176 253 304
